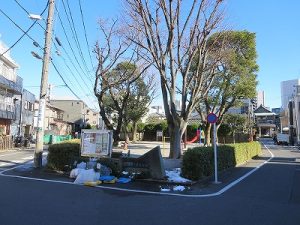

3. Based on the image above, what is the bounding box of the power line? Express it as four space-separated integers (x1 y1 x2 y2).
14 1 97 105
61 0 93 80
78 0 94 70
51 60 81 99
0 1 49 57
65 0 91 74
51 58 98 109
23 8 98 107
1 1 97 109
0 20 38 57
55 4 93 83
52 57 98 109
13 0 50 39
0 7 82 101
0 8 42 47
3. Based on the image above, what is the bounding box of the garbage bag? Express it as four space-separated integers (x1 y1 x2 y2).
117 177 131 183
74 169 100 184
76 162 87 169
70 168 84 178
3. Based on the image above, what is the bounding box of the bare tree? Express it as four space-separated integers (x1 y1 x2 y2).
124 0 225 158
94 20 151 144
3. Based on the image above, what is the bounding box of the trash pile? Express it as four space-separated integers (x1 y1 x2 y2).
160 168 192 192
70 161 131 187
165 168 191 183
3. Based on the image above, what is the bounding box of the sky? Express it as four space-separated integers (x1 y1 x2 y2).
0 0 300 110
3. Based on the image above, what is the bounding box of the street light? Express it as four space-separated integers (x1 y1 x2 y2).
29 14 42 20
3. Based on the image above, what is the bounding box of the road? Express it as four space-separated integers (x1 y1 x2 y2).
0 148 35 171
0 139 299 225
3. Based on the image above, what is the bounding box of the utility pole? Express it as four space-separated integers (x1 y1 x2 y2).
34 0 55 168
47 84 52 103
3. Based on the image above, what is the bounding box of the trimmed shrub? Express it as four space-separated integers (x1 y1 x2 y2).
182 141 261 180
46 139 122 176
47 139 81 171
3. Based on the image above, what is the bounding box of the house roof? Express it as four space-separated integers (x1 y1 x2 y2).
254 105 273 114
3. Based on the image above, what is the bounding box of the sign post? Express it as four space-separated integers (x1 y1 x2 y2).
207 113 220 184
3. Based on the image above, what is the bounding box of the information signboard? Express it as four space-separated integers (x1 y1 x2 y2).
80 129 113 157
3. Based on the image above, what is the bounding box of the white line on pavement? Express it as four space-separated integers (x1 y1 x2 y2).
0 144 274 198
0 162 14 167
22 156 34 160
0 151 21 158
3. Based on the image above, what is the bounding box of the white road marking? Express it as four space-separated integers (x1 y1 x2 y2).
0 151 21 157
22 156 34 160
0 144 274 198
0 162 14 167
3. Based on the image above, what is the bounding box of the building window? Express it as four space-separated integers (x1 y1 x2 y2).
24 101 28 109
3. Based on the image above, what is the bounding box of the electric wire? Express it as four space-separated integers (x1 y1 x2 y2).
61 0 93 80
51 60 81 99
0 7 81 101
13 0 93 92
0 8 42 48
18 1 97 106
0 1 49 56
27 11 98 108
55 4 93 84
2 1 98 109
65 0 93 77
0 20 38 57
54 9 99 109
78 0 94 70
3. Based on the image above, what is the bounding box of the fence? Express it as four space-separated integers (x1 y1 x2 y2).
43 135 72 144
0 135 13 150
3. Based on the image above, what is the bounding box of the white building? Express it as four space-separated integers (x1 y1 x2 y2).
0 40 23 137
281 79 300 110
257 90 265 107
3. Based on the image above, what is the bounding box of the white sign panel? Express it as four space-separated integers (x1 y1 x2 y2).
81 129 113 157
157 131 163 137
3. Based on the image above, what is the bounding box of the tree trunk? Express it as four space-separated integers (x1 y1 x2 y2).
233 131 236 144
132 121 138 142
168 123 182 159
113 129 120 146
124 130 130 143
204 123 212 146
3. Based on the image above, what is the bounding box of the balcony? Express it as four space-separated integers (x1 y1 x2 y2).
0 75 23 94
0 102 16 120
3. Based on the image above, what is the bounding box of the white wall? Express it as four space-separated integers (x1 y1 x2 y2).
281 79 300 110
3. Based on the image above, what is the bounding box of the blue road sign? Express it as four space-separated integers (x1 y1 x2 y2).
207 113 218 124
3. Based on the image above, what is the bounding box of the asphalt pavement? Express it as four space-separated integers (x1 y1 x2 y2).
0 139 299 225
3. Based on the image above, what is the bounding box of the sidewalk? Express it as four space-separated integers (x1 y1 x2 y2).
0 145 274 197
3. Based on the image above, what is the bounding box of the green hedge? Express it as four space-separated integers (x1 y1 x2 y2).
46 139 122 176
47 139 81 171
182 142 261 181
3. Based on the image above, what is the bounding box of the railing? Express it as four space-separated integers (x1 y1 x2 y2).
0 135 13 150
256 119 275 124
0 102 15 112
0 74 23 94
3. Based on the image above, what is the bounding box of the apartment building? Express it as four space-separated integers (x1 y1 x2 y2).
0 41 23 137
50 100 100 131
